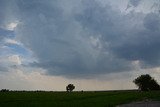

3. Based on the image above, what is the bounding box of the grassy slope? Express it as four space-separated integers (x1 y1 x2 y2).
0 91 160 107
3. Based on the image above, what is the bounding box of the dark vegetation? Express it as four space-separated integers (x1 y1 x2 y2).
0 89 9 92
0 90 160 107
66 84 75 92
133 74 160 91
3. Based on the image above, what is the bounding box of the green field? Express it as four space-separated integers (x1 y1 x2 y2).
0 91 160 107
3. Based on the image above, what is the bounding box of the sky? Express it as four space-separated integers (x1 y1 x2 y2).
0 0 160 91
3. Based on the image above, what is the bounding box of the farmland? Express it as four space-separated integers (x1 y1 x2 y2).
0 90 160 107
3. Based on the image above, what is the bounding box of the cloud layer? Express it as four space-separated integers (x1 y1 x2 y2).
1 0 160 78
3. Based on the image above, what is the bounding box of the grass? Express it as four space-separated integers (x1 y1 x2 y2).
0 90 160 107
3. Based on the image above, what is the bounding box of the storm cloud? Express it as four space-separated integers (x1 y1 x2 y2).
129 0 142 7
1 0 160 78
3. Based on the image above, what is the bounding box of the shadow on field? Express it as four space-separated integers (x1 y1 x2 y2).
117 101 160 107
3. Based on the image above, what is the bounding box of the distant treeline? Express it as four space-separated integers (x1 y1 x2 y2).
0 89 55 92
0 89 9 92
0 89 139 93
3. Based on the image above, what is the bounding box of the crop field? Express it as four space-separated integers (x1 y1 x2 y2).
0 91 160 107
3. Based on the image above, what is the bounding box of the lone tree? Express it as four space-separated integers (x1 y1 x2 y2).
66 84 75 92
133 74 160 91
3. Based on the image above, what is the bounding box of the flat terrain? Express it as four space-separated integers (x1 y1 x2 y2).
0 91 160 107
117 101 160 107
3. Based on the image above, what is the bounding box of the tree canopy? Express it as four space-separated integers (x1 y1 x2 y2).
66 84 75 92
133 74 160 91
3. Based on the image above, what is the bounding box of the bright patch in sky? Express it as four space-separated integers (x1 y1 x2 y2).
4 38 20 45
6 22 19 31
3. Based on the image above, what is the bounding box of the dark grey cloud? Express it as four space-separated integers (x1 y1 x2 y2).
126 0 142 10
14 0 133 78
110 12 160 68
1 0 160 78
0 0 18 26
0 0 7 25
143 13 160 31
129 0 141 7
0 65 8 72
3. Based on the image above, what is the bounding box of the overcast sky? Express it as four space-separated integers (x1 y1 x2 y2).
0 0 160 91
